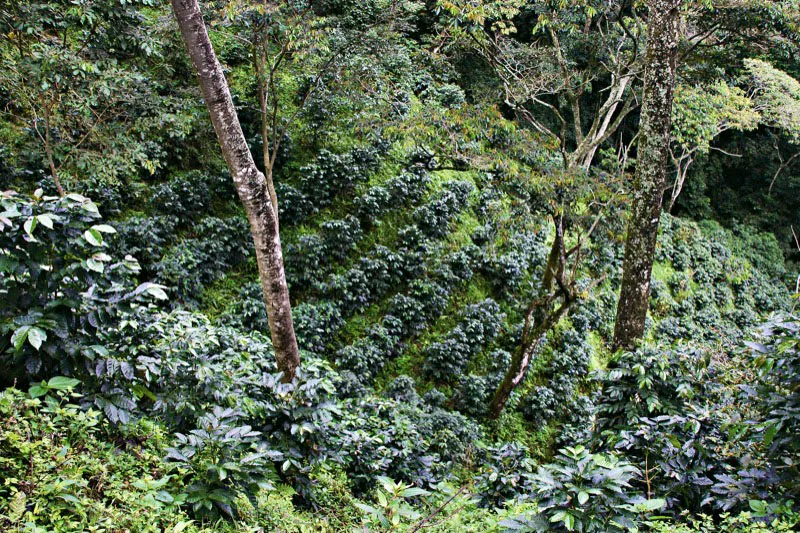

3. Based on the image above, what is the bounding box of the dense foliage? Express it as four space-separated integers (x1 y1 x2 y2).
1 0 799 531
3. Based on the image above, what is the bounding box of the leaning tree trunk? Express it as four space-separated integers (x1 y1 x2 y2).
613 0 682 351
489 215 574 418
171 0 300 380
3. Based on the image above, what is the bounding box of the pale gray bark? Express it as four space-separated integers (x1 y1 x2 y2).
171 0 300 380
613 0 682 351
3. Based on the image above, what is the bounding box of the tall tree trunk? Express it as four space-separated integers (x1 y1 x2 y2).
171 0 300 380
613 0 682 351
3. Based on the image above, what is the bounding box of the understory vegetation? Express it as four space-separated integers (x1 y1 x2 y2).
1 0 800 531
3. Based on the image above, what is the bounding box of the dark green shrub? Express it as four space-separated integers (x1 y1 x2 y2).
502 446 646 532
299 146 382 210
423 299 504 382
321 215 363 261
337 319 402 382
414 180 473 239
476 442 536 506
294 301 344 354
748 316 800 498
149 172 211 222
333 397 480 495
385 375 420 403
285 234 328 288
167 407 279 519
153 216 250 303
453 374 492 418
0 190 164 385
113 214 179 266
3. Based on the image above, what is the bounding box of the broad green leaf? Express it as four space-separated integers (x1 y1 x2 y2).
145 284 169 300
172 521 194 533
23 217 37 236
27 327 47 350
564 513 575 531
8 491 26 522
11 326 31 351
36 213 55 229
763 423 778 446
84 228 104 246
354 502 379 515
86 258 105 273
641 498 666 511
92 224 116 234
577 491 589 505
29 384 48 398
401 487 429 498
47 376 80 390
81 201 99 214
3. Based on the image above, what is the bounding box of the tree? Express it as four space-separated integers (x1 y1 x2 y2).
743 59 800 193
667 81 759 211
438 0 646 173
488 201 608 418
170 0 300 380
0 0 181 195
228 0 337 216
613 0 682 351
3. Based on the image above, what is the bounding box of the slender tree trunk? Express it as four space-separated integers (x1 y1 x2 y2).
171 0 300 380
254 51 280 214
577 75 633 171
41 106 65 197
489 295 572 419
668 156 691 213
613 0 682 351
489 215 573 418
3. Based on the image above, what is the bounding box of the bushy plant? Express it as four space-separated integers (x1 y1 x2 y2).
0 190 165 385
321 266 373 313
476 442 536 507
153 216 250 303
423 299 504 382
501 446 648 532
167 406 280 518
387 280 449 337
453 374 492 418
321 215 363 261
149 172 211 222
334 396 481 495
385 375 421 404
298 145 384 210
113 214 179 267
747 316 800 497
294 301 344 354
596 346 710 431
521 386 559 426
480 229 549 291
414 180 473 239
274 183 316 226
218 282 269 332
337 318 403 382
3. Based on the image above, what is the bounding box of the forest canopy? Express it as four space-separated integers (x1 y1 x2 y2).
1 0 800 531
